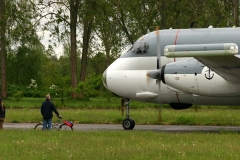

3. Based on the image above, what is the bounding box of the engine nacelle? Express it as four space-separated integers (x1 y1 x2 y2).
169 103 192 110
162 59 240 97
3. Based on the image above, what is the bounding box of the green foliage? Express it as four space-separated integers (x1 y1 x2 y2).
7 85 23 97
8 82 44 98
5 1 40 44
88 53 108 75
7 45 45 88
12 90 23 101
76 73 106 98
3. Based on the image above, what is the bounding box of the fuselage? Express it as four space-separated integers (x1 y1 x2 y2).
103 27 240 106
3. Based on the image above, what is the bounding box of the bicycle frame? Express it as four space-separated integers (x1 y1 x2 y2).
63 120 73 127
34 118 74 130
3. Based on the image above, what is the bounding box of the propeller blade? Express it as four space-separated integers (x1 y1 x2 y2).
156 26 161 70
156 26 163 114
146 26 162 108
147 27 162 82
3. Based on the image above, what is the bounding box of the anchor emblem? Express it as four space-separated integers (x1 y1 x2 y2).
205 68 214 80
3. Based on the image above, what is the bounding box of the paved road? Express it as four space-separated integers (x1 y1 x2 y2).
4 123 240 132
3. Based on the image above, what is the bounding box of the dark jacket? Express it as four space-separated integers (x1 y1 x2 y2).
41 99 59 119
0 105 5 118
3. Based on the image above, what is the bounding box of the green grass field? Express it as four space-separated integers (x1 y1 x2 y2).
3 97 240 125
4 97 159 109
5 108 240 126
3 97 240 160
1 130 240 160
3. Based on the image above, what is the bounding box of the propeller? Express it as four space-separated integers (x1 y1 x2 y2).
156 26 161 70
146 26 162 81
156 26 162 122
146 26 163 122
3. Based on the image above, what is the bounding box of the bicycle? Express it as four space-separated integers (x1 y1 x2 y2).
34 116 74 131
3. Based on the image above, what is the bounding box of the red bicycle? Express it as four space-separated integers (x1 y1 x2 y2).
34 116 73 131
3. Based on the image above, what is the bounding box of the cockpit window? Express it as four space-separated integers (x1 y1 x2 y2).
132 42 149 54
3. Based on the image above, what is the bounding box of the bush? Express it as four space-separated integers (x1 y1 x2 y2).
8 84 45 98
13 90 23 101
76 73 111 98
7 85 25 97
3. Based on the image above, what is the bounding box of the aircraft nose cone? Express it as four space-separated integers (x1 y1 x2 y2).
102 68 107 88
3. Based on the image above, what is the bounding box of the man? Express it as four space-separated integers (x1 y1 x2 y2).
0 98 5 129
41 94 61 130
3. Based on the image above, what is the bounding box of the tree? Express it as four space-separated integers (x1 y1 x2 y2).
110 0 136 45
94 0 125 67
7 45 43 86
37 0 83 99
69 0 80 98
232 0 239 26
0 0 7 98
79 1 96 87
0 0 44 98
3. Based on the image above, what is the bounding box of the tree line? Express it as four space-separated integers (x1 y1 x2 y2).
0 0 239 99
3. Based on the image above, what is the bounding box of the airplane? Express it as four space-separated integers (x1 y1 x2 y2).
102 26 240 130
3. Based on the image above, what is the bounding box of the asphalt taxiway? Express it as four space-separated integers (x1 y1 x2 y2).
4 123 240 132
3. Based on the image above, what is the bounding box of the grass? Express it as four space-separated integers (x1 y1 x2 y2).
1 130 240 160
4 108 240 126
3 97 159 109
4 97 240 126
3 97 240 160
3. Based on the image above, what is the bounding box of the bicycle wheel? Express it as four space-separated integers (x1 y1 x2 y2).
34 123 43 130
58 124 73 131
51 124 58 130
